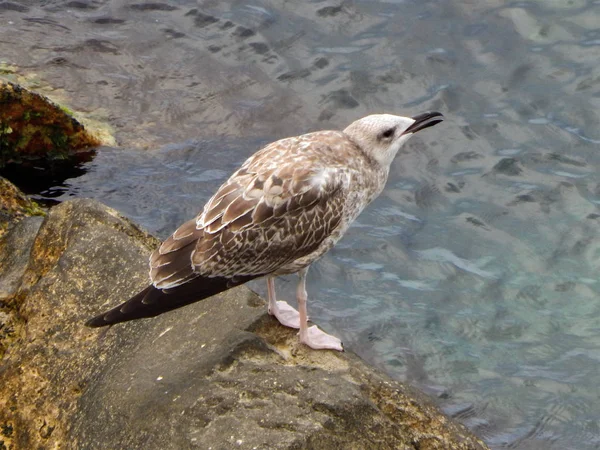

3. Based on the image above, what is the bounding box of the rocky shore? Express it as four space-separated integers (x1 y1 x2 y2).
0 80 113 168
0 190 488 449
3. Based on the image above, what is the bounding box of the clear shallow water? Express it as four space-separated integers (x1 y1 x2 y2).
2 1 600 448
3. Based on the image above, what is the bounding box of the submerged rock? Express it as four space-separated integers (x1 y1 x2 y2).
0 81 111 167
0 199 488 449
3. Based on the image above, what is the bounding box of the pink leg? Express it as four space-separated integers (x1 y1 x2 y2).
267 276 301 329
296 268 343 351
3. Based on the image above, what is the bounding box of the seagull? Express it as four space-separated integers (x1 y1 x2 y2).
86 111 444 351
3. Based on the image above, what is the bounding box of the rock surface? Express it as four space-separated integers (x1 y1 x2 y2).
0 215 43 358
0 176 44 358
0 176 44 238
0 81 109 167
0 199 488 449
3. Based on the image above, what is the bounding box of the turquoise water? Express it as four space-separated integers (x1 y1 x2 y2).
2 1 600 447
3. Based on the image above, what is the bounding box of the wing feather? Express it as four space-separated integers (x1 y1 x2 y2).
150 133 360 286
150 218 201 289
87 131 365 327
221 196 256 224
189 145 356 277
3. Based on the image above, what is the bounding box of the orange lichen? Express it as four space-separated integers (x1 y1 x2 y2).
0 81 102 166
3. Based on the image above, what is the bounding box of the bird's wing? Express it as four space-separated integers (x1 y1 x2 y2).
150 136 357 289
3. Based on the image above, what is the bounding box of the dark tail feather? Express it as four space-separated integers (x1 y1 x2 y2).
85 274 257 327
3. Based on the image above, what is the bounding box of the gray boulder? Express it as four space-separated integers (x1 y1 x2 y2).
0 176 45 359
0 199 488 449
0 176 44 239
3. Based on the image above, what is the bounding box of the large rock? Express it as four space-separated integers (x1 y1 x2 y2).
0 199 488 449
0 81 112 167
0 214 44 359
0 176 44 238
0 177 45 358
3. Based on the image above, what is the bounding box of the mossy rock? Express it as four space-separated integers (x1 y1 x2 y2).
0 81 104 167
0 199 488 449
0 177 44 238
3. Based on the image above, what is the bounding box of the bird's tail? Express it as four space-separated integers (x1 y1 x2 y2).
85 274 257 327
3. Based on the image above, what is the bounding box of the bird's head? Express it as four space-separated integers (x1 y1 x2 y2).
343 112 444 168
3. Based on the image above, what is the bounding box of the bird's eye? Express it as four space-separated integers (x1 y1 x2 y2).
380 128 395 139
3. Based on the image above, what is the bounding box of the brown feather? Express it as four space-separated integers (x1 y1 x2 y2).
205 214 224 234
172 219 197 239
222 196 256 223
228 210 254 232
203 189 241 226
252 201 273 224
151 239 196 288
209 182 239 204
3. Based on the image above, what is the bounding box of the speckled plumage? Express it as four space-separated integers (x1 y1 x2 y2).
151 130 384 288
86 112 444 350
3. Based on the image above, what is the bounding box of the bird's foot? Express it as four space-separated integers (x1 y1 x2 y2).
268 300 302 329
299 325 344 351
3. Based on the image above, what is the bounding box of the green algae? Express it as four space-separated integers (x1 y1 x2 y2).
0 80 104 167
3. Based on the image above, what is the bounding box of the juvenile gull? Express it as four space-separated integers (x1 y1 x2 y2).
86 112 444 351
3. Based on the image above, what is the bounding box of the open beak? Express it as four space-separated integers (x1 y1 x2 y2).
403 111 444 135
